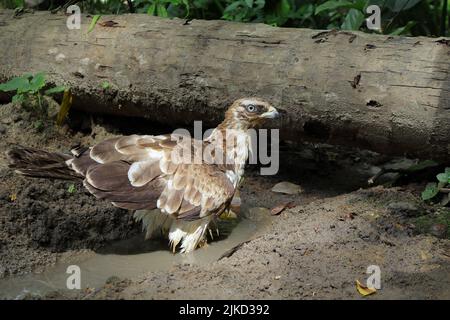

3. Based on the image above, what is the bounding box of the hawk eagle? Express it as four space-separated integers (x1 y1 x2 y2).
7 98 279 253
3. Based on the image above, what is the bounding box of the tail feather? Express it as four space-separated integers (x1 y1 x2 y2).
6 145 82 180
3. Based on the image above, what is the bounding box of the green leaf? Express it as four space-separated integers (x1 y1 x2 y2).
289 4 314 20
315 0 354 15
385 0 422 12
157 4 168 17
422 183 439 201
12 94 24 104
67 184 76 194
341 8 365 30
224 1 243 14
87 15 101 33
0 76 29 92
45 86 67 95
437 172 449 184
147 3 156 15
389 21 416 35
278 0 290 17
28 72 46 92
101 81 110 89
244 0 253 7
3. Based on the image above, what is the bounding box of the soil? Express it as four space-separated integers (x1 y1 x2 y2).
0 102 449 299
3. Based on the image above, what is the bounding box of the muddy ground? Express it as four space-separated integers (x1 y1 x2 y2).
0 102 449 299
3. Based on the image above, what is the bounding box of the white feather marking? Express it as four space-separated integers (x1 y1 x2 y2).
168 217 212 253
128 160 159 187
241 99 259 106
134 209 173 240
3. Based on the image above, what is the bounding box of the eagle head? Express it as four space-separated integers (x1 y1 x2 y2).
221 98 280 130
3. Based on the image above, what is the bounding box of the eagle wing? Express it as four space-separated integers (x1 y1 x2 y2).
68 134 235 220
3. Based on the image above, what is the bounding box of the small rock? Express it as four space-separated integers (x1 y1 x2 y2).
1 117 12 125
429 224 447 239
387 201 421 217
271 181 303 195
12 114 22 122
0 124 6 134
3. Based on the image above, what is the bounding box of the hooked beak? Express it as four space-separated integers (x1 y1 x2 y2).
260 106 280 119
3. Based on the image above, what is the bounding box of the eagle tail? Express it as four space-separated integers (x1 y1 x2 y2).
6 145 82 180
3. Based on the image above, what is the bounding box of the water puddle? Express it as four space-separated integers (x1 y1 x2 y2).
0 211 271 299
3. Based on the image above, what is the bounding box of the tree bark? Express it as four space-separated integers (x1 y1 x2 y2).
0 10 449 160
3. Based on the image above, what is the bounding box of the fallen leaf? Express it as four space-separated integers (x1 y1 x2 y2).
271 181 303 195
356 280 376 296
56 89 73 126
9 193 17 202
99 20 119 28
271 201 295 215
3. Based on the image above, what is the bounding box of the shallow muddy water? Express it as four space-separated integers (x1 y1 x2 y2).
0 211 271 299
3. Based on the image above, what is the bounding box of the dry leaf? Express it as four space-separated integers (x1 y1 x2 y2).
271 201 295 215
56 89 73 126
356 280 376 296
271 181 303 195
100 20 119 27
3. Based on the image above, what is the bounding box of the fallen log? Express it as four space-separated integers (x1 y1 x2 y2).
0 10 449 160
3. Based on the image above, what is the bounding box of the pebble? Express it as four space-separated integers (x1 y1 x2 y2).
429 224 447 239
0 124 6 134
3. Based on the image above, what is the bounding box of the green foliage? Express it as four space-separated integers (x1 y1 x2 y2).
2 1 449 36
0 73 46 107
422 168 450 205
88 14 102 33
0 73 69 121
101 81 111 89
0 73 66 101
67 184 76 194
422 182 440 201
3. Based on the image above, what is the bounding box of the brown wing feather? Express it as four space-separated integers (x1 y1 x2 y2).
79 134 235 218
156 147 235 220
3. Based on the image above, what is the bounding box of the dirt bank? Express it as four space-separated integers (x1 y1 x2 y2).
0 102 140 277
74 187 450 300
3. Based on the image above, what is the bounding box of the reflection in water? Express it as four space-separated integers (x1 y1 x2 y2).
0 212 271 299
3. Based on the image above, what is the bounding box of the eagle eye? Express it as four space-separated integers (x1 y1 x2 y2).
246 104 257 113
